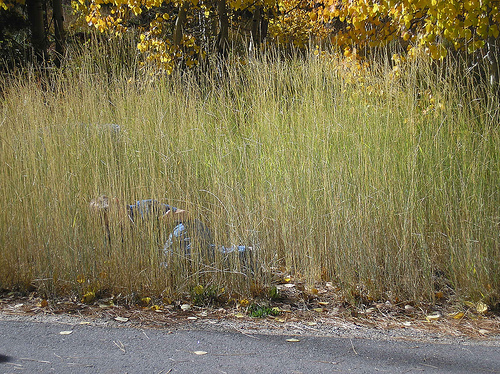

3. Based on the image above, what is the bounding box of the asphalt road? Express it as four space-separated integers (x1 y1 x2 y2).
0 319 499 374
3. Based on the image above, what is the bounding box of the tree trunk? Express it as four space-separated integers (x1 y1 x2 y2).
26 0 47 63
216 0 228 59
250 6 262 51
486 37 499 90
53 0 64 66
173 2 189 47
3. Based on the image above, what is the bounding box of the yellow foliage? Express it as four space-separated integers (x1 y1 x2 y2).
0 0 24 10
318 0 500 59
71 0 500 72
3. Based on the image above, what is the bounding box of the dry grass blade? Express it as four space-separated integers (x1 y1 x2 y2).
0 44 498 309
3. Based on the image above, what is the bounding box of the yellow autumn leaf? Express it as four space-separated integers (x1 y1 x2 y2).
476 302 488 314
286 338 300 342
81 291 95 304
76 274 86 284
451 312 465 319
239 298 249 307
192 285 204 295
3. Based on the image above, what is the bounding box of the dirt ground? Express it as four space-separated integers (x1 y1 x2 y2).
1 285 499 346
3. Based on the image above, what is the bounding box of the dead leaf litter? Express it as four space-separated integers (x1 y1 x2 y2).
0 286 499 346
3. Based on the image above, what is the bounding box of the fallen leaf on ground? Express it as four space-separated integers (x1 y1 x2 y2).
450 312 465 319
187 316 197 320
114 316 129 322
99 303 114 309
476 302 488 314
234 313 245 318
318 301 329 306
404 305 415 312
193 351 208 355
426 312 442 321
180 304 191 311
313 308 324 313
286 338 300 342
306 322 317 326
79 321 91 325
59 330 73 335
81 291 95 304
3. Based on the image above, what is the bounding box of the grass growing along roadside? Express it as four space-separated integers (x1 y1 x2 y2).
0 43 498 309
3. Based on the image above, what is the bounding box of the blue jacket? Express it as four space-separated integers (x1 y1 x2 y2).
126 199 178 222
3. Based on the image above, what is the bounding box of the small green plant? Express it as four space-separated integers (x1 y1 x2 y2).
190 284 225 306
268 286 280 300
248 303 281 318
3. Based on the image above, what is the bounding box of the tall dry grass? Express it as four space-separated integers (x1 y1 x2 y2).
0 40 498 306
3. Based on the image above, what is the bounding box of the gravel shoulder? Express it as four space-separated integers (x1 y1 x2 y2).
1 300 499 347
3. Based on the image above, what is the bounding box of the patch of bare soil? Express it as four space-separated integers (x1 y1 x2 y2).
1 284 499 346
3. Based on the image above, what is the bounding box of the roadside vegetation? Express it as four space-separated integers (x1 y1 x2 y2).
0 34 498 317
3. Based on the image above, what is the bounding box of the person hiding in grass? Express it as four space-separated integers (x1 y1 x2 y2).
89 195 253 272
